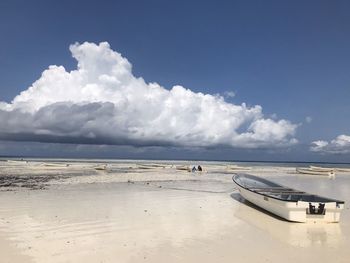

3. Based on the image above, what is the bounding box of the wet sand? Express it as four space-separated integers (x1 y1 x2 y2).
0 159 349 262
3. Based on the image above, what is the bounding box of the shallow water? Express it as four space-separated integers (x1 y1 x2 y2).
0 160 349 262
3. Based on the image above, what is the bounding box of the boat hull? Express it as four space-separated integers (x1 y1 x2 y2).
234 174 344 223
296 167 334 176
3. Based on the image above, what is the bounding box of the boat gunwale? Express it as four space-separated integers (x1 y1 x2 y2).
232 173 345 205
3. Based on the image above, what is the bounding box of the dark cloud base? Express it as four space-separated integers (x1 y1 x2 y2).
0 132 180 148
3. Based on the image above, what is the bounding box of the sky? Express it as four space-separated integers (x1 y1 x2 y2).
0 0 350 162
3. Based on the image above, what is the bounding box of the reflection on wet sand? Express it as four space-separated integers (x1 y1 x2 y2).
232 192 343 247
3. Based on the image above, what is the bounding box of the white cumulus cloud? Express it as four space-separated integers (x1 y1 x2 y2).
310 135 350 154
0 42 298 148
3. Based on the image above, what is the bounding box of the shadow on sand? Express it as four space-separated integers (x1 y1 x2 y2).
230 192 289 222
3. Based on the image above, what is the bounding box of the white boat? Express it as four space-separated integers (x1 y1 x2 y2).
296 167 335 177
309 165 335 172
335 167 350 172
309 165 350 173
226 165 252 171
40 162 70 167
6 159 28 164
233 173 344 223
137 163 168 169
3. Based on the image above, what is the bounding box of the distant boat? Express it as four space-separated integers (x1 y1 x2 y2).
335 167 350 172
137 163 168 169
6 159 28 164
94 164 108 171
296 167 335 177
233 173 344 223
309 165 335 172
40 162 69 167
226 165 252 171
308 165 350 173
137 165 155 170
176 166 191 172
142 163 168 168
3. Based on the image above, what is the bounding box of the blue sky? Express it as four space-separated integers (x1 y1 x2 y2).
0 0 350 162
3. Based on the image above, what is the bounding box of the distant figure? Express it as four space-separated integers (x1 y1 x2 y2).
198 165 202 172
328 171 335 179
192 166 197 172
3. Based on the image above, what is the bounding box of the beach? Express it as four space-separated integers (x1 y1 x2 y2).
1 159 349 263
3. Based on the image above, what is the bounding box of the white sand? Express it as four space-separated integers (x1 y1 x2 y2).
0 160 349 262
